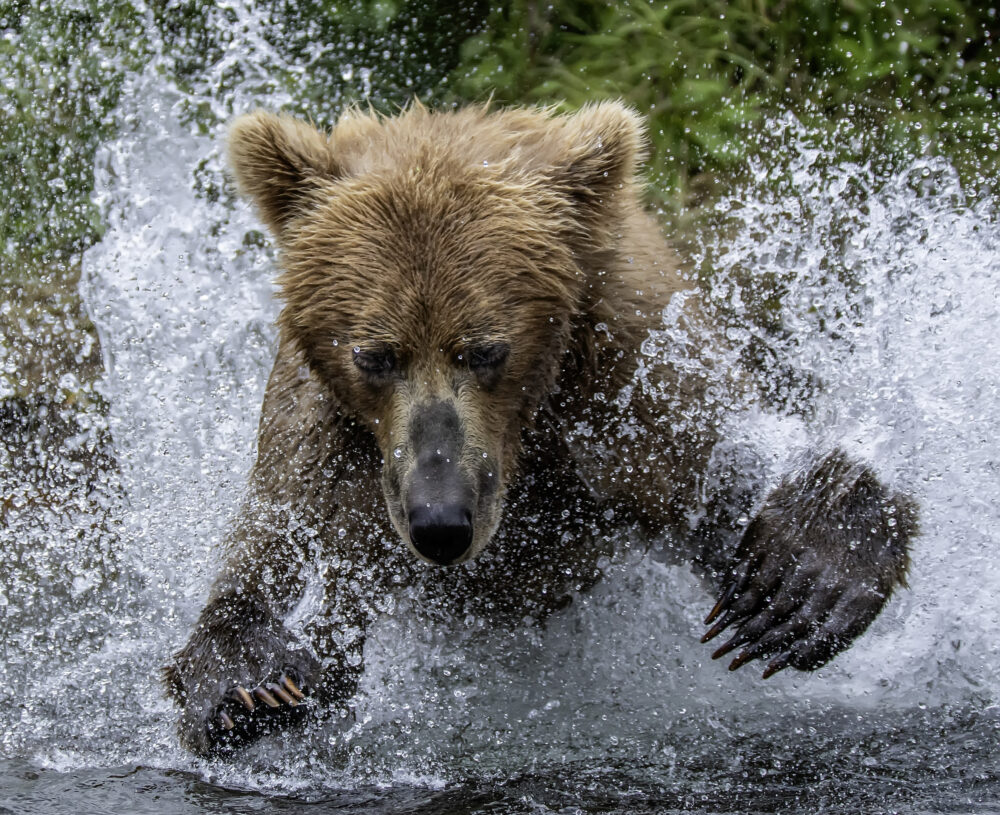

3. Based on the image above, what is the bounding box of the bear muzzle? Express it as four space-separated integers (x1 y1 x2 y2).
401 398 481 565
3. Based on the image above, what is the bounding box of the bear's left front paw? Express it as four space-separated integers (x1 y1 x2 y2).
700 451 916 677
701 541 890 678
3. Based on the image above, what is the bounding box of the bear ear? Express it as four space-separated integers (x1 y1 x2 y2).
228 111 342 236
548 101 647 231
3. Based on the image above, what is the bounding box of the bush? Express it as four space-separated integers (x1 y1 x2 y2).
449 0 1000 207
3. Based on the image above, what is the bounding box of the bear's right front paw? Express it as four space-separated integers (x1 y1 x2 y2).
205 666 310 755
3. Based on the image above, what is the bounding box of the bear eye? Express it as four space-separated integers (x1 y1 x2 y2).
467 342 510 371
353 345 396 376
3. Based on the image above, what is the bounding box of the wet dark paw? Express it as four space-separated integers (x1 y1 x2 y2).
701 451 917 678
701 545 889 678
206 666 310 755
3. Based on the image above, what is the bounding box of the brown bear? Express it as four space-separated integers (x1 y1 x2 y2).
163 102 917 756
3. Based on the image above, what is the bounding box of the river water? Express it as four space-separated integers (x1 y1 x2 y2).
2 3 1000 812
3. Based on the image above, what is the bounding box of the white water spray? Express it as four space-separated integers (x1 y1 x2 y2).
3 0 999 795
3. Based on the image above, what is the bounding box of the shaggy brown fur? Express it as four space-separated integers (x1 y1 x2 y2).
164 102 917 755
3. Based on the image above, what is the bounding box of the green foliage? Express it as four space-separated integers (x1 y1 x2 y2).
154 0 490 127
0 0 149 285
283 0 490 113
449 0 1000 207
2 0 490 287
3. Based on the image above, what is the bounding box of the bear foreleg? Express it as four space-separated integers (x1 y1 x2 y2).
163 586 326 756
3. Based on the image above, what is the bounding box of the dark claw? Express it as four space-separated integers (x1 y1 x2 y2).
235 686 255 711
253 686 280 708
703 450 915 681
282 674 305 700
727 649 758 671
762 652 794 679
711 632 745 660
705 582 738 625
267 682 297 706
701 601 751 643
705 558 756 625
702 595 758 644
205 670 313 756
727 635 781 671
701 615 731 644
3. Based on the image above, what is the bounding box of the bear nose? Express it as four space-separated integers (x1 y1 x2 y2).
408 504 473 565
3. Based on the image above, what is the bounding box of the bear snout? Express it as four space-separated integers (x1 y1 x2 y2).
407 502 474 565
401 398 481 565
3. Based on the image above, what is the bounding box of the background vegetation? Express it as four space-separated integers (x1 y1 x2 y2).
2 0 998 401
452 1 999 206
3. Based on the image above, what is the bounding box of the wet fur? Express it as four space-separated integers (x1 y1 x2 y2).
165 103 916 755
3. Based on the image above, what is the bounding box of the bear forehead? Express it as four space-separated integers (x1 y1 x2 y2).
279 167 583 346
294 155 574 257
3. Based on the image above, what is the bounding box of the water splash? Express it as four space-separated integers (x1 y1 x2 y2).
3 1 999 806
699 119 1000 700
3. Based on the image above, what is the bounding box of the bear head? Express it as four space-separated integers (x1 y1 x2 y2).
228 102 644 566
